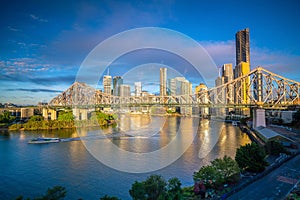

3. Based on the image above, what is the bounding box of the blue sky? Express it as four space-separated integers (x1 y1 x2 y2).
1 0 300 105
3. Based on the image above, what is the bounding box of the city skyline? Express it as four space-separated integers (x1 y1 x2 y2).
1 0 300 105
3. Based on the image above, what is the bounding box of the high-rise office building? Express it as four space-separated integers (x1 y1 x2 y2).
134 82 142 96
169 77 192 96
119 84 131 97
113 76 123 96
235 28 251 116
235 28 250 66
103 75 112 95
234 61 250 105
222 63 234 104
160 68 167 96
222 63 233 83
214 74 226 116
169 77 192 115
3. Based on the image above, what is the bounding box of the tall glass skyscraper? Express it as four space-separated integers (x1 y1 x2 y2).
113 76 123 96
235 28 250 66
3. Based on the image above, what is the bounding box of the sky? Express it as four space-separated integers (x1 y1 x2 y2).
0 0 300 105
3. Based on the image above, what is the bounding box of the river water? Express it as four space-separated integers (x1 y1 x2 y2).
0 115 251 199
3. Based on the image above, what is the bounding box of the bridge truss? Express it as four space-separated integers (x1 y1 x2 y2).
49 67 300 109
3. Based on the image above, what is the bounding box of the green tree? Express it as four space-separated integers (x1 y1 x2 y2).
29 115 44 122
265 140 287 156
143 175 167 200
129 175 182 200
57 111 74 122
193 156 240 189
129 181 147 200
99 195 120 200
34 186 66 200
166 177 183 200
210 155 240 184
0 111 15 123
235 143 268 173
193 165 219 188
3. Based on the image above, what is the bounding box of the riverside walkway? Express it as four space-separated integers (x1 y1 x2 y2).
228 154 300 200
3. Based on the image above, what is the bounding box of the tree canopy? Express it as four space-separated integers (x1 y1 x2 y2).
193 156 240 189
0 111 15 123
129 175 182 200
235 143 268 173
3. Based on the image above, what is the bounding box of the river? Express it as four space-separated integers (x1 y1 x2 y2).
0 115 251 199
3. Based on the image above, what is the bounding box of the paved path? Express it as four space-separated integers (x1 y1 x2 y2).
228 154 300 200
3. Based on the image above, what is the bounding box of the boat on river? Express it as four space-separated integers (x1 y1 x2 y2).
28 137 61 144
232 121 238 126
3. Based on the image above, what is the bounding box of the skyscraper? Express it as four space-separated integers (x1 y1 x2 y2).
134 82 142 96
169 77 192 115
234 62 250 104
103 75 112 94
214 75 226 116
222 63 234 104
160 68 167 96
113 76 123 96
235 28 250 66
119 84 131 97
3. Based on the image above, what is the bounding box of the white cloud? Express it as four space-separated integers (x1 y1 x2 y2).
7 26 20 32
30 14 48 23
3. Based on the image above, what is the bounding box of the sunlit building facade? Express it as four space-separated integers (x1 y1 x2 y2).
134 82 142 96
103 75 112 95
160 68 167 96
195 83 209 116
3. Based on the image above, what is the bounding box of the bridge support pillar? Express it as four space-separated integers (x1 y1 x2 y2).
253 109 266 128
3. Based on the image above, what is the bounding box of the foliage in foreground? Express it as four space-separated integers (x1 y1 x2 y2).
15 186 66 200
99 195 121 200
235 143 268 173
129 175 183 200
193 155 240 189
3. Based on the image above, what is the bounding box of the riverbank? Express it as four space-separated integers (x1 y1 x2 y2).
8 112 117 131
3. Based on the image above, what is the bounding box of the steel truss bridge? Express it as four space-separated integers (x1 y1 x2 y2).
49 67 300 109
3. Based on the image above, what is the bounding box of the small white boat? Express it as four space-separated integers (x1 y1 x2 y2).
28 137 60 144
232 121 238 126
